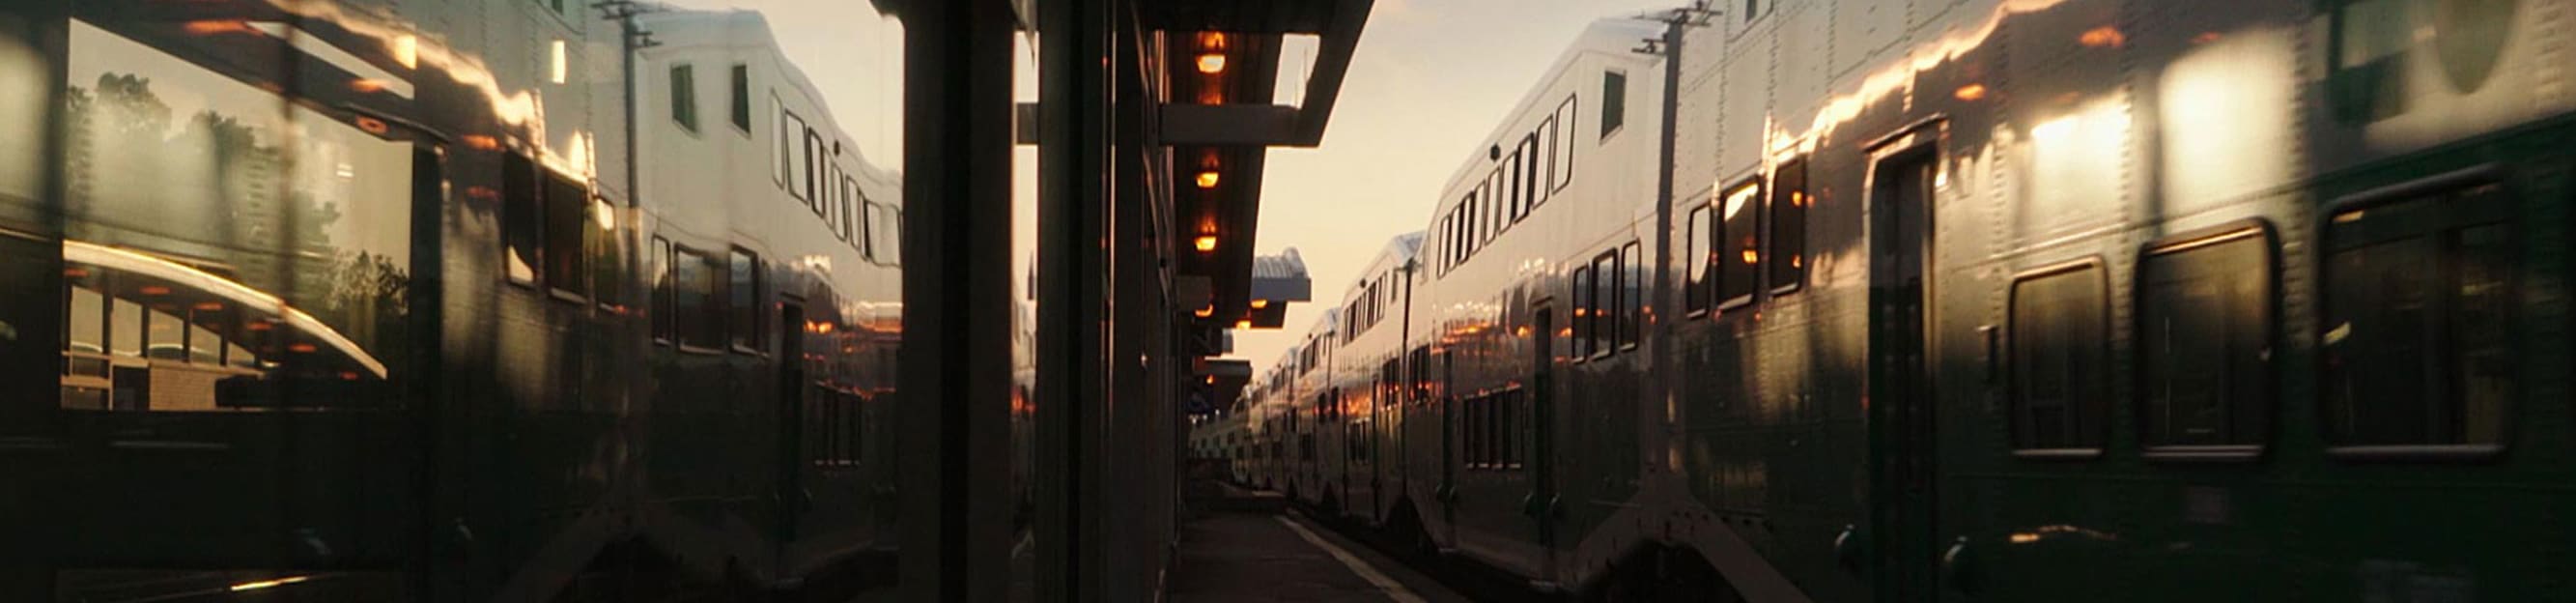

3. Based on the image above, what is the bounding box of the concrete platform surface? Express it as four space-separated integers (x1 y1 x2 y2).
1168 510 1470 603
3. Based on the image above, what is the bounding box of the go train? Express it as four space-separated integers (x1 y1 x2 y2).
1231 0 2576 600
0 1 920 600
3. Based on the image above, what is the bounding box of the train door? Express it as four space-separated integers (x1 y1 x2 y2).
1865 145 1939 602
1528 304 1559 582
775 302 808 549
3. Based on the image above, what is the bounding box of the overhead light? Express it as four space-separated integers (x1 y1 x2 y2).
1251 299 1269 309
1234 320 1252 330
1954 83 1988 101
1197 53 1227 74
1195 236 1219 251
1197 171 1221 188
1194 305 1214 318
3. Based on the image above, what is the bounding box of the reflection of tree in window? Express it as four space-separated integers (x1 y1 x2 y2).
63 24 417 384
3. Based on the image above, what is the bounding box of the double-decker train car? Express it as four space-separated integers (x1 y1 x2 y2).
1264 0 2576 600
0 2 908 600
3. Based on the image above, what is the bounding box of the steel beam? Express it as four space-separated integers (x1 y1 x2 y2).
892 0 1016 600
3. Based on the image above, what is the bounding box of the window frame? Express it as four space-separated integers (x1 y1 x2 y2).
2007 256 2113 460
542 171 592 302
1571 265 1594 361
1768 157 1810 296
2315 167 2517 461
728 246 766 355
1599 71 1628 139
1591 250 1619 359
1715 176 1765 311
2134 219 2279 462
669 63 699 132
1684 204 1714 317
729 63 753 133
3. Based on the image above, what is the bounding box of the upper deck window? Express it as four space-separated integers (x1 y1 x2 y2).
730 64 753 131
670 64 698 132
1600 72 1627 138
2319 180 2514 454
1685 205 1713 314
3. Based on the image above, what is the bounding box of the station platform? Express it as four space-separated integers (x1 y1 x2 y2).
1170 485 1466 603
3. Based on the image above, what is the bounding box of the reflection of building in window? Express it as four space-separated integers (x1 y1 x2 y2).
60 242 391 412
59 22 411 412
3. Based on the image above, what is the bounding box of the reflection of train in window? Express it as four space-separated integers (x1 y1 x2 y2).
5 3 912 601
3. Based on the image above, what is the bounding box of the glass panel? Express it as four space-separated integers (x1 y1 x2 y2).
2137 232 2272 447
69 286 103 356
545 174 589 296
1718 180 1762 305
729 248 760 351
111 298 142 358
2319 187 2514 447
1686 206 1712 313
1768 159 1808 293
2011 265 2109 450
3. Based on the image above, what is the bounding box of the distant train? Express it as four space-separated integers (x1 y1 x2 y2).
1227 0 2576 600
0 2 917 600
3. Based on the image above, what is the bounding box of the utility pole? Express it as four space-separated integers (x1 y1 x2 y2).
1638 1 1712 482
592 0 660 212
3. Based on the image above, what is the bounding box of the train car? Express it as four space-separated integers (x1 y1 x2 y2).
1278 0 2576 600
1283 309 1340 507
0 2 908 600
1666 0 2576 599
1320 233 1423 527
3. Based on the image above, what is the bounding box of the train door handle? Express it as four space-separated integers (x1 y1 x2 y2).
1832 524 1863 573
1940 536 1980 594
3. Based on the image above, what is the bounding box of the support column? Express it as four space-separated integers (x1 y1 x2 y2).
1033 0 1112 599
894 0 1015 600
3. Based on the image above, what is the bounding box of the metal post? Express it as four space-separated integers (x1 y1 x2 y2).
892 0 1015 600
1033 0 1112 598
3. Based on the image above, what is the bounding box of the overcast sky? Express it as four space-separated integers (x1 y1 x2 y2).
660 0 1684 377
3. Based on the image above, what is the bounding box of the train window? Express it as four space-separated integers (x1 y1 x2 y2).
1537 116 1561 204
780 108 811 202
843 180 862 242
805 129 828 210
1499 389 1521 469
1507 146 1527 223
880 207 905 265
2009 259 2110 455
1717 178 1762 308
1571 266 1594 359
2137 224 2276 454
111 298 143 358
674 246 724 350
670 64 698 132
729 64 752 132
1769 158 1809 294
504 153 542 285
729 247 764 353
2319 180 2513 454
1600 71 1627 138
1552 96 1578 193
652 237 673 343
1592 250 1617 358
544 173 591 299
1686 205 1713 315
1623 243 1643 348
588 198 624 307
